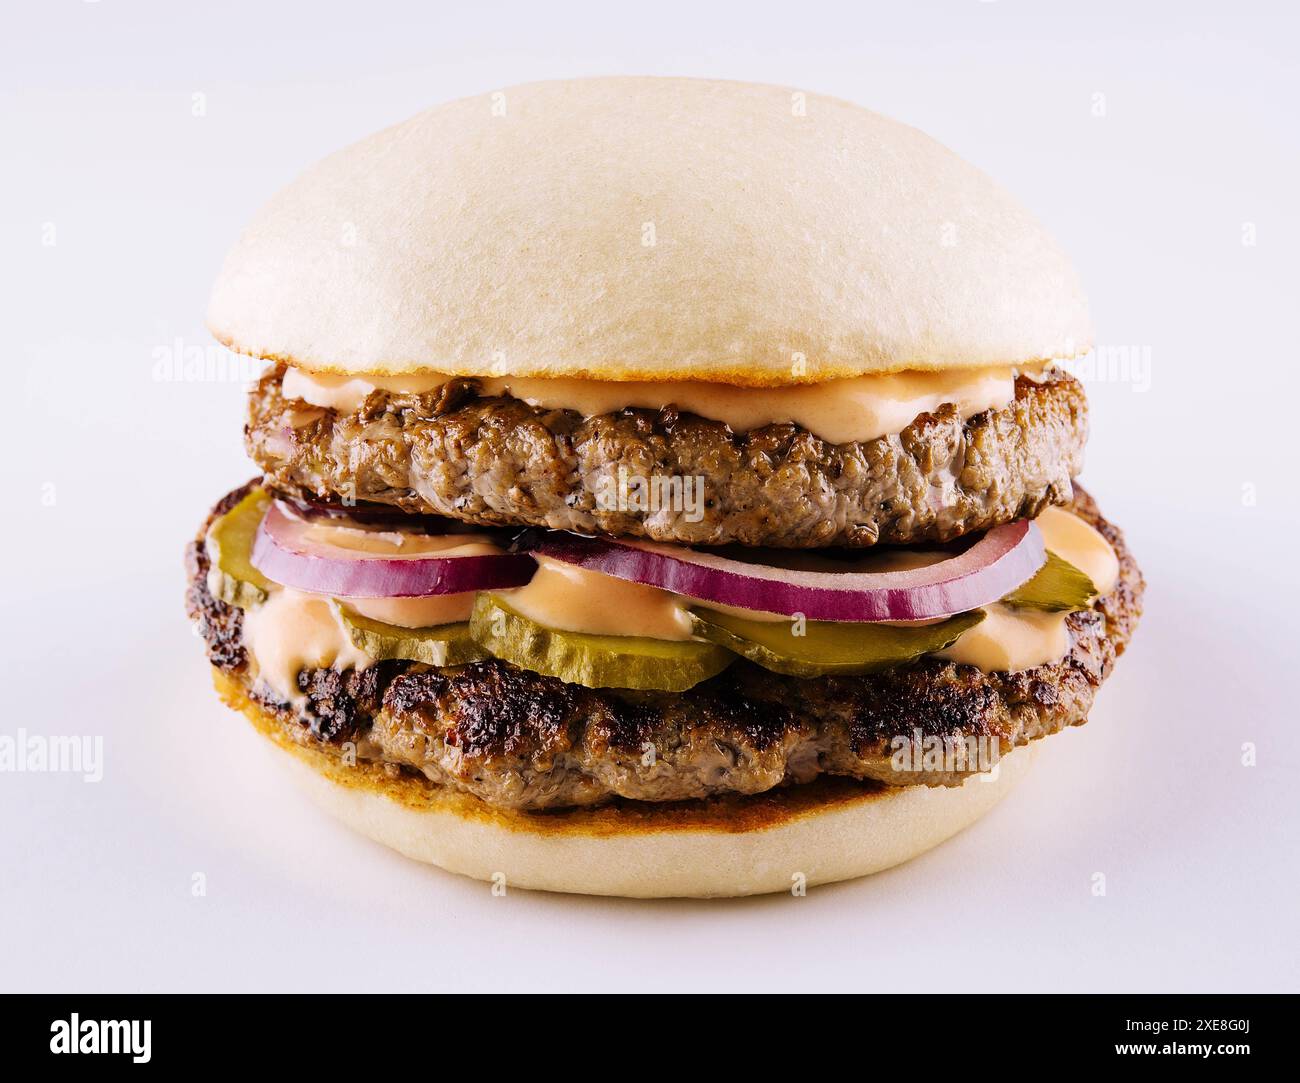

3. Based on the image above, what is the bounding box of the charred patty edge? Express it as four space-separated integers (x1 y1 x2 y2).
186 481 1142 809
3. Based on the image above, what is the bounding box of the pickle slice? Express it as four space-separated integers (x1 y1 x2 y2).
1002 551 1097 612
688 607 985 677
333 602 487 666
470 594 733 691
206 487 273 608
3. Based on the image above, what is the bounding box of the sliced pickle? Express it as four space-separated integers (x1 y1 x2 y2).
333 602 487 666
470 594 733 691
1002 551 1097 612
688 607 985 678
206 487 273 608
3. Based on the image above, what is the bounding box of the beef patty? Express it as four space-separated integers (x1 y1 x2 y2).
247 366 1088 549
186 483 1142 811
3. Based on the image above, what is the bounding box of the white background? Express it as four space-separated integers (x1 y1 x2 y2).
2 1 1297 992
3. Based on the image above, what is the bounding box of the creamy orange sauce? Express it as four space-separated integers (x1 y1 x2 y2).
938 506 1119 672
236 514 495 697
1036 506 1119 595
240 588 373 707
499 556 695 641
493 508 1117 673
281 369 447 413
283 365 1019 446
342 593 476 628
938 603 1070 672
296 519 502 559
234 500 1117 684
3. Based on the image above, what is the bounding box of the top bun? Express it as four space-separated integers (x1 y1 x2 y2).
208 77 1091 387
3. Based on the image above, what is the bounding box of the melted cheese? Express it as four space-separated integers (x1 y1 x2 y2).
499 556 695 641
283 365 1019 445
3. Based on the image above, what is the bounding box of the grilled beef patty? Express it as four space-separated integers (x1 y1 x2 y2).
186 483 1142 810
246 366 1088 549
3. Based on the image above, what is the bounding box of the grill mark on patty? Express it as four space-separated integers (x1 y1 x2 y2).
246 366 1088 549
849 672 1002 745
186 483 1143 809
293 662 404 743
387 665 579 758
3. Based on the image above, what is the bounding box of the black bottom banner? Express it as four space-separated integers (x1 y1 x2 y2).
0 993 1288 1069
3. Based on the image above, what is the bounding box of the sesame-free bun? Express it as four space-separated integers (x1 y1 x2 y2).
216 669 1032 898
208 77 1090 388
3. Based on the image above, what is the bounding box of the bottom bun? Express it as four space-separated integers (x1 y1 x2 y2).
216 669 1033 898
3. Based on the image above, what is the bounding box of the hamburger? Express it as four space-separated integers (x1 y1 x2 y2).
187 77 1143 897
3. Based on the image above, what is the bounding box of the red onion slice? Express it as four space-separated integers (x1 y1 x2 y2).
535 521 1045 622
252 502 536 598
